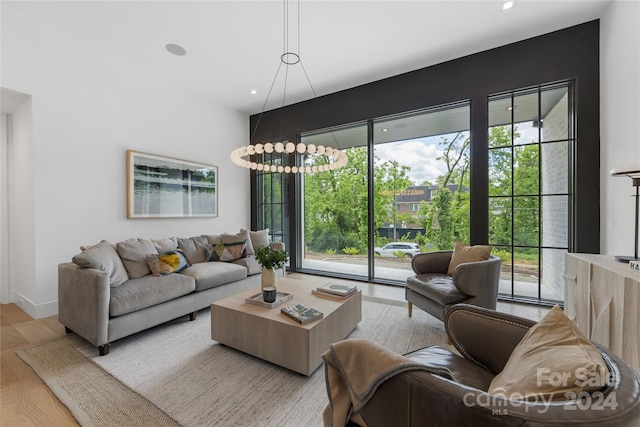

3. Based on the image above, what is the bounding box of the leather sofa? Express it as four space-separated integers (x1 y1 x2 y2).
352 304 640 426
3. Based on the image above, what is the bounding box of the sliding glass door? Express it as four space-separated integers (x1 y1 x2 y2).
300 124 369 277
372 103 471 282
297 103 471 284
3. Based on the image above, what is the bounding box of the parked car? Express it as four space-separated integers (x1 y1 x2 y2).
374 242 421 258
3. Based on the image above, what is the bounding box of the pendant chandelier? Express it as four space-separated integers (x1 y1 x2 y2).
230 0 348 174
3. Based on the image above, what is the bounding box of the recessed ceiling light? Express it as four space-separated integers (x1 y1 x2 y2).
250 90 258 95
503 1 514 10
506 105 517 111
381 128 389 132
165 43 186 56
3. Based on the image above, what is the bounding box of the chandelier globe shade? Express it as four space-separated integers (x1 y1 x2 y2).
230 0 347 174
231 142 348 174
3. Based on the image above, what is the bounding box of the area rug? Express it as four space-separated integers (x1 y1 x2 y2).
18 298 448 427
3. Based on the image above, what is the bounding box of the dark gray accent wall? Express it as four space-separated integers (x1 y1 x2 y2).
251 20 599 254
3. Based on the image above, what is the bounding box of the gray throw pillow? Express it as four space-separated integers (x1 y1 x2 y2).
203 234 222 245
73 240 129 287
117 238 157 279
249 228 270 254
177 236 209 264
152 237 178 253
239 229 255 255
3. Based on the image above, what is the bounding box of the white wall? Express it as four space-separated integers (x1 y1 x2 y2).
0 113 8 304
600 0 640 257
1 5 249 318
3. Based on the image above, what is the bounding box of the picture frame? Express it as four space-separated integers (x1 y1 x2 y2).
127 150 218 218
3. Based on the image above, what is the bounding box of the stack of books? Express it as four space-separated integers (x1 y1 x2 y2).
281 303 323 324
312 283 359 300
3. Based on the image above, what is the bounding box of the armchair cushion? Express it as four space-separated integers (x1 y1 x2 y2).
489 305 610 401
447 241 492 275
405 345 494 391
407 274 468 306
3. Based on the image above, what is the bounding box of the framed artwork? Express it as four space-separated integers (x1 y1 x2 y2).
127 150 218 218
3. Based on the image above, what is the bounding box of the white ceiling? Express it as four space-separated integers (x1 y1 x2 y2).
4 0 611 115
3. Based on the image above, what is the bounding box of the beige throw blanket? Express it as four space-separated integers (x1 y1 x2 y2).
322 339 453 427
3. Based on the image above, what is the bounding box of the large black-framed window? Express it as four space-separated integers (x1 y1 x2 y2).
488 82 574 303
250 21 599 301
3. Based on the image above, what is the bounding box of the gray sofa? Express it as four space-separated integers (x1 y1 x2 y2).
58 229 283 355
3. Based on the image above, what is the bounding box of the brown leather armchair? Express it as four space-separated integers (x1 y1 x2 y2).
406 251 501 321
352 304 640 427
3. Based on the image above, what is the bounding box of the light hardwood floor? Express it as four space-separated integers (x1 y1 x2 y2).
1 303 78 427
0 274 548 426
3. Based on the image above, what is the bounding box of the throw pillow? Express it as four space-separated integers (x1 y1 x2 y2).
488 305 610 401
116 238 157 279
146 250 190 276
151 237 178 253
249 228 270 255
208 240 247 262
447 241 492 275
203 234 222 245
177 236 209 264
239 229 254 255
72 240 129 287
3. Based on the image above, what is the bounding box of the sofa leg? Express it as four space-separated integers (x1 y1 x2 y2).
99 344 110 356
408 302 413 317
64 326 73 334
189 311 197 321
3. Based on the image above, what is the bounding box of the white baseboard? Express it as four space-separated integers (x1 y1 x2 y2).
10 290 58 319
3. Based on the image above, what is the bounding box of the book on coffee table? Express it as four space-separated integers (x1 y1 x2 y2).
315 283 358 297
311 289 359 301
281 303 323 324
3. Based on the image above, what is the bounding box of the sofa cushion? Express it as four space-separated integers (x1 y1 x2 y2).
180 262 247 291
233 229 252 255
146 250 190 276
109 273 196 317
177 236 209 264
407 274 468 306
203 234 222 245
232 255 262 275
72 240 129 287
488 305 610 401
220 231 247 245
447 241 493 275
117 238 157 279
248 228 270 255
209 240 248 262
151 237 178 253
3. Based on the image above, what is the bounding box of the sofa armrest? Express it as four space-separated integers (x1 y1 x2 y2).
410 251 452 275
268 242 285 252
58 262 111 347
445 304 535 374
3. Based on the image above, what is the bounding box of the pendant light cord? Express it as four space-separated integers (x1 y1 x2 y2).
249 0 342 150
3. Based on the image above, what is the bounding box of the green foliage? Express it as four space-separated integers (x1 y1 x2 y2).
488 126 539 249
491 248 512 263
325 248 336 255
343 247 359 255
391 250 407 258
255 246 288 270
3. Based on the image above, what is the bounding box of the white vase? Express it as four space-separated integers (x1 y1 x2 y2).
261 268 277 290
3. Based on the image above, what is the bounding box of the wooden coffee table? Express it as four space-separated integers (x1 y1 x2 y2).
210 277 362 375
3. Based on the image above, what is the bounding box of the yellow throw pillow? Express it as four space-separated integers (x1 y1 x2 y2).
488 305 610 401
447 241 492 275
